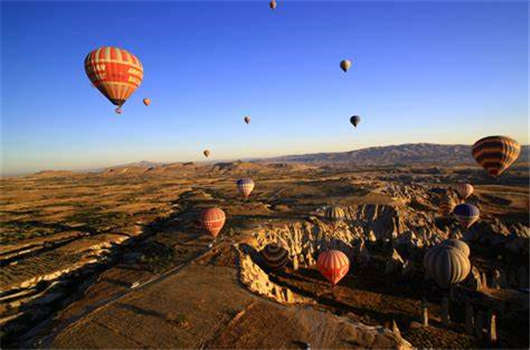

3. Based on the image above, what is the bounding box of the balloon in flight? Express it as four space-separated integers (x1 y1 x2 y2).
471 136 520 177
237 178 255 198
441 239 470 258
424 244 471 289
84 46 143 112
340 59 351 72
454 183 473 200
317 250 350 286
453 203 480 229
261 244 289 270
203 150 210 158
143 98 151 106
439 193 455 217
350 115 361 128
269 0 277 10
200 208 226 238
244 116 251 124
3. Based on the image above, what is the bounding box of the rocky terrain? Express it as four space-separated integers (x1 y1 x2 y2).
0 157 528 348
264 143 529 166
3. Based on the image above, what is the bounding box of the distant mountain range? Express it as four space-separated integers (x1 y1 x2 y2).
260 143 529 166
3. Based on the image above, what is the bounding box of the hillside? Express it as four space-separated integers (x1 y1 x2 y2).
262 143 530 166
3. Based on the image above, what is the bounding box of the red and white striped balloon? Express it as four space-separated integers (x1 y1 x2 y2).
317 250 350 286
200 208 226 238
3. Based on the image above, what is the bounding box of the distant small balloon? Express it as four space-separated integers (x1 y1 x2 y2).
237 178 255 198
439 193 455 217
269 0 277 10
244 116 251 124
454 183 473 200
350 115 361 128
340 59 352 72
203 150 210 158
143 98 151 106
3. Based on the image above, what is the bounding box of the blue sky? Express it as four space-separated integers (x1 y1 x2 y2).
1 1 528 174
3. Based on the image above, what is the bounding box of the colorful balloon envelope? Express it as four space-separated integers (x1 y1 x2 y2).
317 250 350 286
200 208 226 238
340 59 352 72
439 193 456 217
143 98 151 106
453 203 480 229
471 136 521 177
84 46 143 111
261 244 289 270
441 239 470 258
237 178 255 198
454 183 473 200
203 150 210 158
350 115 360 128
424 245 471 289
244 116 251 124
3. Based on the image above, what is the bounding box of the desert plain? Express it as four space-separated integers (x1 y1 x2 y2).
1 145 529 349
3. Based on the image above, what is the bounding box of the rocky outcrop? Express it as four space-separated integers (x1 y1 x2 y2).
237 248 314 305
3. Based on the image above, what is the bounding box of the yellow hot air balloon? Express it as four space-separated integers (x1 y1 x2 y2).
340 59 351 72
471 136 521 177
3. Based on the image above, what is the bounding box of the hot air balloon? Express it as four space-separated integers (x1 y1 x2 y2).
244 116 251 124
236 178 255 198
261 244 289 270
350 115 360 128
84 46 143 112
454 183 473 200
317 250 350 286
143 98 151 106
453 203 480 229
471 136 521 177
203 150 210 158
441 239 470 258
200 208 226 238
439 193 455 217
269 0 277 9
340 59 351 72
325 206 345 222
424 245 471 289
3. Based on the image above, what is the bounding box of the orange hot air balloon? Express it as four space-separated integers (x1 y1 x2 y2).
244 116 251 124
269 0 277 10
317 250 350 286
454 183 473 200
143 98 151 106
84 46 143 112
203 150 210 158
201 208 226 238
